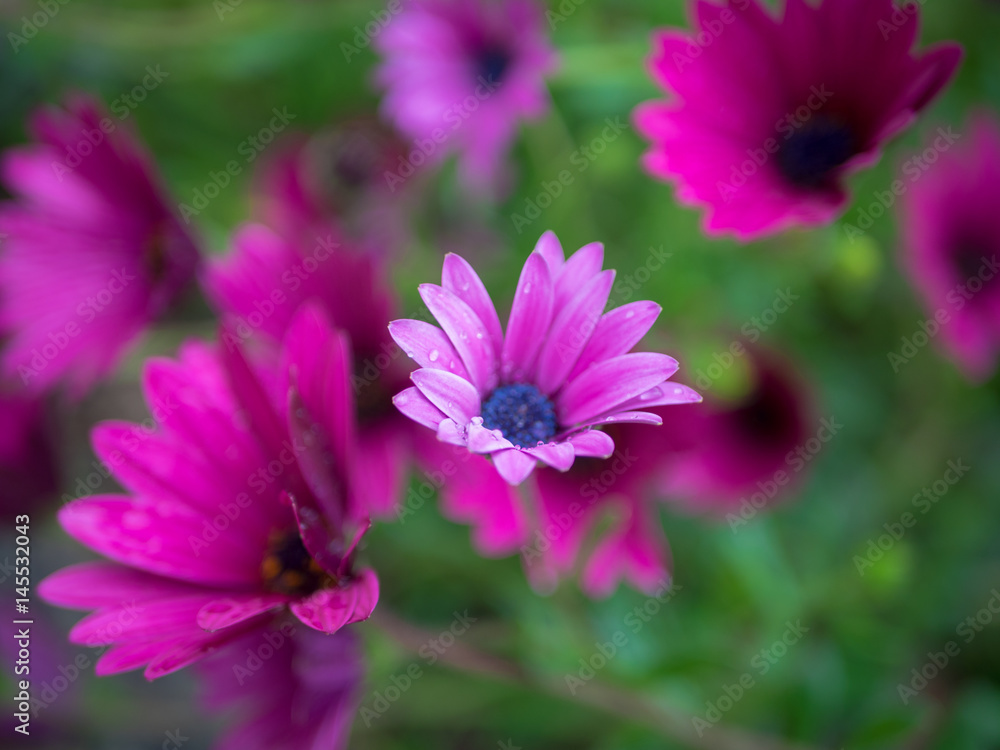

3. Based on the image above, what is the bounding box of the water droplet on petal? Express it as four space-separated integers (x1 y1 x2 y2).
461 281 470 291
625 310 635 319
429 349 440 362
523 283 532 295
475 332 483 339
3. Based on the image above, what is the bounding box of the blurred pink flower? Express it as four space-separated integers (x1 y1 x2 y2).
39 306 378 679
635 0 962 241
204 223 418 517
390 230 700 486
0 94 200 397
374 0 557 195
659 348 813 516
0 388 56 514
898 114 1000 381
198 622 363 750
252 120 417 256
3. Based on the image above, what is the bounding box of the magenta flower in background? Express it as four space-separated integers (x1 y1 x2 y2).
39 306 378 679
253 120 416 256
0 389 56 514
432 411 676 597
198 622 363 750
635 0 962 241
390 231 701 487
204 222 417 517
374 0 557 195
659 347 812 516
898 114 1000 381
0 95 200 397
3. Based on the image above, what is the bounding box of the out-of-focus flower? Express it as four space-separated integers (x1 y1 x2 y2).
253 120 416 256
39 306 378 679
635 0 962 241
390 230 701 487
0 388 56 514
898 114 1000 381
204 223 417 517
659 348 812 515
198 621 363 750
374 0 557 196
0 94 200 397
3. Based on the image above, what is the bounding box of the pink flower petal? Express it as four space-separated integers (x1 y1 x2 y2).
197 595 288 632
557 352 679 426
491 448 537 485
535 270 615 394
442 253 504 359
534 230 565 275
388 319 470 379
419 284 497 394
393 386 446 430
411 368 481 425
569 301 662 380
467 420 514 453
501 253 554 382
289 587 357 635
554 242 603 311
523 441 576 471
567 430 615 459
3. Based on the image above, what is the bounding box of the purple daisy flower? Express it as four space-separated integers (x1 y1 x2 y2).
634 0 962 240
198 622 363 750
0 94 200 397
390 231 701 486
374 0 557 195
899 114 1000 381
39 305 378 679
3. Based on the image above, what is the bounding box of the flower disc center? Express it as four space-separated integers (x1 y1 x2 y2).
261 530 330 596
475 45 512 86
777 116 856 188
481 383 557 448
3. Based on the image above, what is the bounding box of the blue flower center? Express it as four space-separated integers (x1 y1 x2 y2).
777 117 856 188
475 46 511 86
481 383 558 448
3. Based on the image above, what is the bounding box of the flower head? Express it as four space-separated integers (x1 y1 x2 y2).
374 0 557 195
898 114 1000 381
204 223 417 517
635 0 962 240
198 622 363 750
659 347 812 514
0 94 200 396
390 231 701 486
39 305 378 679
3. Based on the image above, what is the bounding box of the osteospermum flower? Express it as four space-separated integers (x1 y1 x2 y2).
659 347 812 515
254 121 416 256
204 223 417 516
390 231 701 486
898 114 1000 381
635 0 962 240
39 306 378 679
198 622 363 750
374 0 557 195
0 94 199 396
